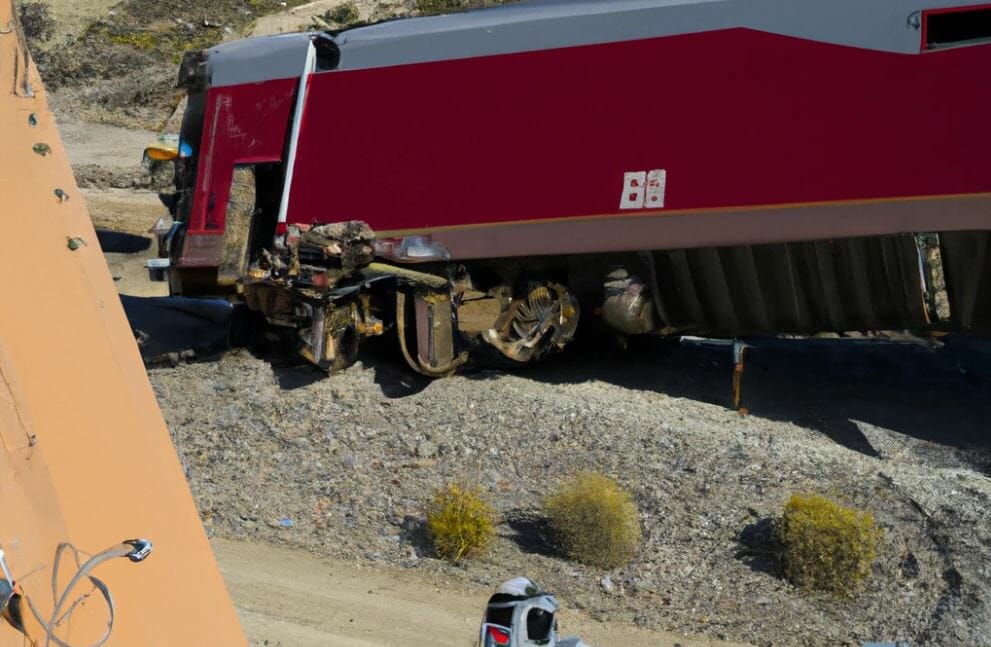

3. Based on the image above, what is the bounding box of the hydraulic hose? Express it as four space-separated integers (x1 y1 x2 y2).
18 539 152 647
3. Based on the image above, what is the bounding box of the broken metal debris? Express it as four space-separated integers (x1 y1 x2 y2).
362 262 448 289
249 221 375 289
239 221 580 374
243 221 382 372
373 235 451 263
481 283 580 364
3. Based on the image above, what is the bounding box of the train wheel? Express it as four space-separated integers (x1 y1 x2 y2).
481 282 579 364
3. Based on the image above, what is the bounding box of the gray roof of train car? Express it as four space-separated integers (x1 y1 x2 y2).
208 0 985 87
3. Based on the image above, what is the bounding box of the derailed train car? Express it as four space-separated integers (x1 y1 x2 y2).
159 0 991 373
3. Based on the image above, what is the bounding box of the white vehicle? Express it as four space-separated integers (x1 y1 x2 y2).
479 578 590 647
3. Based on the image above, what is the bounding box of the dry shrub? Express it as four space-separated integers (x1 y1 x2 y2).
416 0 520 15
324 2 361 26
426 484 495 562
776 493 882 595
18 2 54 43
545 472 641 568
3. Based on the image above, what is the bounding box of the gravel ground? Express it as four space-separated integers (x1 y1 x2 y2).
149 336 991 647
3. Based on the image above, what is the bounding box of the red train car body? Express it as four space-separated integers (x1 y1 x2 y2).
165 0 991 373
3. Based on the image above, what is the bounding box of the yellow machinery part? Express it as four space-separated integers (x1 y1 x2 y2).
143 145 179 162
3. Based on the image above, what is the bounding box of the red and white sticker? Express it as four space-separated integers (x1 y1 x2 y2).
619 171 647 209
620 169 666 209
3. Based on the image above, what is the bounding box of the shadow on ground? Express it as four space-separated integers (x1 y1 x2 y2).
96 228 151 253
268 336 433 396
119 294 991 462
735 517 781 577
398 514 432 559
328 331 991 466
502 509 563 559
500 334 991 466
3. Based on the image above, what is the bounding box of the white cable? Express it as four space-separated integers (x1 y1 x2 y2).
0 548 14 583
0 540 150 647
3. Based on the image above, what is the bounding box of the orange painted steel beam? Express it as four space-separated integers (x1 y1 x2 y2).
0 3 245 644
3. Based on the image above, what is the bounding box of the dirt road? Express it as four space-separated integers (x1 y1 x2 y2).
250 1 374 36
213 538 750 647
40 0 120 43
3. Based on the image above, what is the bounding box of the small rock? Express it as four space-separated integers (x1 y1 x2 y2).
416 439 437 459
600 575 615 593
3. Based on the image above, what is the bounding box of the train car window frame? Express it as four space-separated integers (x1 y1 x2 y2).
921 4 991 50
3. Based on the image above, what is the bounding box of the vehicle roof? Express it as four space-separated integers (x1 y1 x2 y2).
207 0 986 86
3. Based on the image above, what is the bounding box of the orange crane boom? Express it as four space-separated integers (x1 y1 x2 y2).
0 2 245 644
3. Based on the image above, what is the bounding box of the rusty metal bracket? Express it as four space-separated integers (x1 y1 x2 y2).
732 340 751 415
396 291 467 377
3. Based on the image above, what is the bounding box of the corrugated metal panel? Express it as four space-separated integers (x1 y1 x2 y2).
650 234 931 335
941 231 991 330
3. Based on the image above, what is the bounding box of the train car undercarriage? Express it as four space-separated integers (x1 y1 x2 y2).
230 219 582 374
177 213 990 375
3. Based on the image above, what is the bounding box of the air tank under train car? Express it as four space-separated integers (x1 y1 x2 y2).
160 0 991 374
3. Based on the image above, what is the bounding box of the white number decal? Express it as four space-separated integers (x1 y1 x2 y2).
620 169 666 210
619 171 647 210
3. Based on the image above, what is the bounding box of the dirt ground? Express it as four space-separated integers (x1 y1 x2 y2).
214 538 747 647
151 338 991 647
36 0 120 43
250 1 378 36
